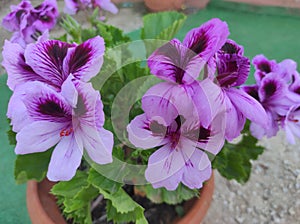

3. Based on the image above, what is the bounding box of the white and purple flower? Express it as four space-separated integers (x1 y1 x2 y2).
10 77 113 181
2 36 104 91
127 95 225 190
212 40 268 140
2 0 59 46
242 55 300 141
64 0 118 15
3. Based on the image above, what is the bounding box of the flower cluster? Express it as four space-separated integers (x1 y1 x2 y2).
242 55 300 144
64 0 118 15
2 35 114 181
2 0 59 47
127 19 267 190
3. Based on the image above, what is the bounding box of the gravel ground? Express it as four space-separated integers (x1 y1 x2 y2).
1 1 299 224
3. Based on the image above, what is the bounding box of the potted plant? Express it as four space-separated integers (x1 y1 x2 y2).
2 0 300 223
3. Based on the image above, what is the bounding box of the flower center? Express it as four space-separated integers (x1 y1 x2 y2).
60 127 73 137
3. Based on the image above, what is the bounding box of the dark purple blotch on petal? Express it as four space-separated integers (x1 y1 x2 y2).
189 32 208 55
263 80 277 98
185 126 211 143
68 44 92 77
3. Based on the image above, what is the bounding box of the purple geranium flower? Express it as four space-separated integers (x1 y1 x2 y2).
2 36 104 91
64 0 118 15
11 77 113 181
284 105 300 144
211 40 268 140
242 71 300 139
2 0 59 46
145 18 229 122
127 93 225 190
148 18 229 85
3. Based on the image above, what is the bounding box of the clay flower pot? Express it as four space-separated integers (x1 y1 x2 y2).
144 0 210 11
26 173 215 224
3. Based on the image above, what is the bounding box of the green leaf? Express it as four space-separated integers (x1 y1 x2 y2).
60 14 82 43
6 127 16 145
89 168 147 223
141 11 187 40
51 171 98 224
106 200 148 224
14 149 53 184
51 171 89 198
213 132 264 183
88 168 122 194
141 11 187 56
136 183 198 205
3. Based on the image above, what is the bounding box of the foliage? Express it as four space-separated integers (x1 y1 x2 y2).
213 123 264 183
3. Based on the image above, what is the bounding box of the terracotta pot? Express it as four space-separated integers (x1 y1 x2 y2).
26 173 214 224
144 0 210 11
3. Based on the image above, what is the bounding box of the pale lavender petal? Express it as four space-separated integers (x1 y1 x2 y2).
148 39 202 84
61 75 78 108
181 148 212 189
74 81 104 129
25 40 75 88
47 134 83 181
183 18 229 62
64 36 105 82
142 92 179 126
64 0 79 14
79 125 113 164
143 82 196 121
2 40 47 90
250 122 266 140
284 105 300 144
277 59 297 82
145 143 186 190
15 121 65 154
95 0 118 14
127 114 167 149
224 95 245 141
226 88 268 128
7 83 33 132
192 78 225 128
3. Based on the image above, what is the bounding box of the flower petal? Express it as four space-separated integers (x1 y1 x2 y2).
61 75 78 108
148 39 202 84
183 18 229 62
192 78 225 128
145 143 185 190
47 134 83 181
181 149 212 189
127 114 167 149
223 94 246 141
1 40 47 90
143 82 195 121
25 40 74 88
15 121 64 154
226 88 268 128
7 83 33 132
22 81 72 122
64 36 105 82
95 0 119 14
79 125 113 164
